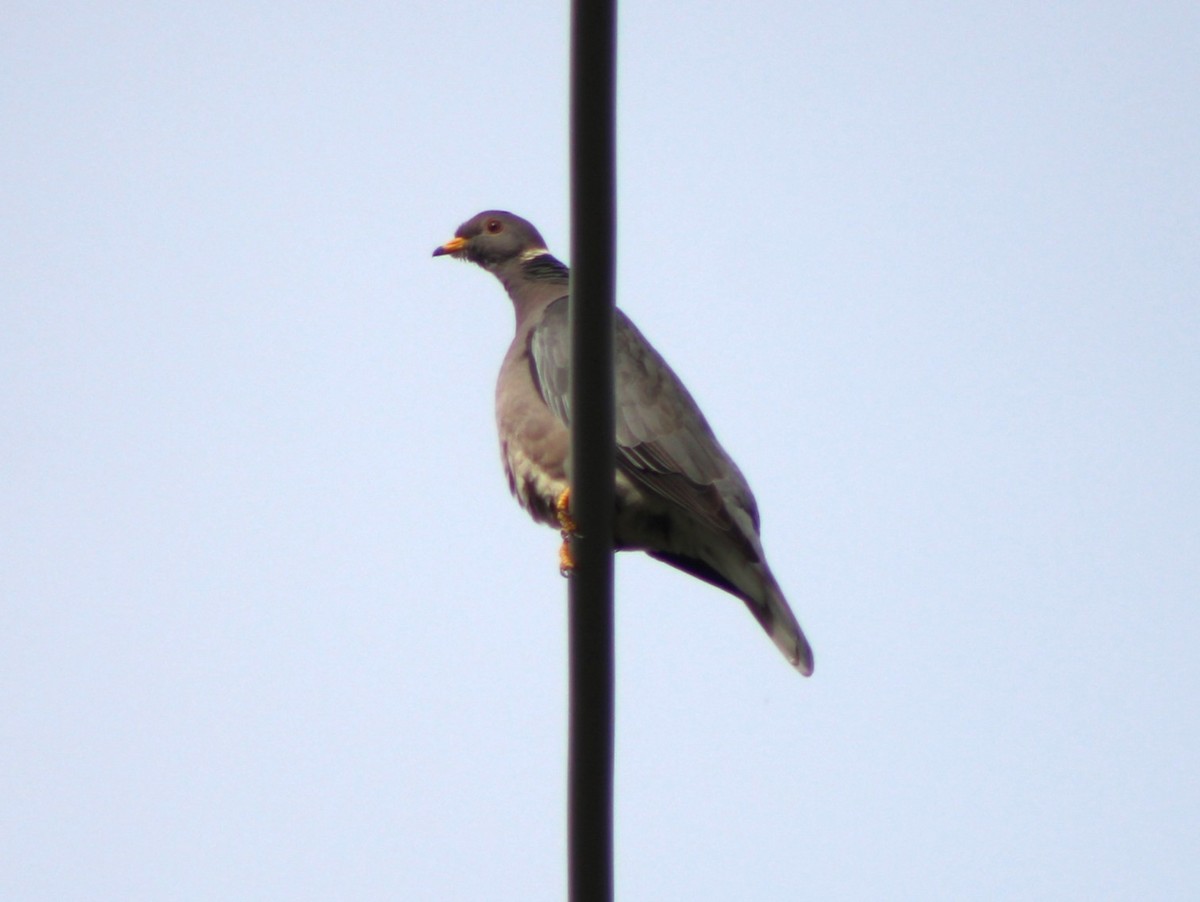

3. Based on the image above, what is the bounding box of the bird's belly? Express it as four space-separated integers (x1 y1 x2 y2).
503 446 567 527
498 408 569 528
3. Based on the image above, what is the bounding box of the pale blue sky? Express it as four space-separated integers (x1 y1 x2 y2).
3 3 1198 899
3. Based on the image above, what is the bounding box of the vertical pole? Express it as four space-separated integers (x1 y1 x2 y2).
568 0 616 900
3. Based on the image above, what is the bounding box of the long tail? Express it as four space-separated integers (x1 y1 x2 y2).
647 551 814 675
756 573 814 676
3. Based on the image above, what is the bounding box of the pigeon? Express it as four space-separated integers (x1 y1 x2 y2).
433 211 813 674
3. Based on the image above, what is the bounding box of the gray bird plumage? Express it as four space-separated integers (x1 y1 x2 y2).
433 211 814 674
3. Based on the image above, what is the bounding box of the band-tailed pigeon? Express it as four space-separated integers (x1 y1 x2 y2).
433 211 813 674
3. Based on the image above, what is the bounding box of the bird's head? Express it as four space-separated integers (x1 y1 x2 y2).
432 211 550 272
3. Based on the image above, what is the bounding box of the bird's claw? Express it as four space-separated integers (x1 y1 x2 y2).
558 536 575 577
555 487 578 536
556 487 581 576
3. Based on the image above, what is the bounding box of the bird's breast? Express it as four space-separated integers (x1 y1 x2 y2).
495 346 570 528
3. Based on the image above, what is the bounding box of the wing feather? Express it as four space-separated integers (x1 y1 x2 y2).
528 299 760 536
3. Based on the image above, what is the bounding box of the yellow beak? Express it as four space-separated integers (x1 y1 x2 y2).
432 236 467 257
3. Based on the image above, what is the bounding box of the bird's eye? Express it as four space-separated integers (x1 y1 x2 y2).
485 219 503 234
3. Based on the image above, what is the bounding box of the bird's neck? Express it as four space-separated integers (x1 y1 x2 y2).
497 253 570 325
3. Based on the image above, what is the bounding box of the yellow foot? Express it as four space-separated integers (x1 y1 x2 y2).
555 487 577 535
558 536 576 577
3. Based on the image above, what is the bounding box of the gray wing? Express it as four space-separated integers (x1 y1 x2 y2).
528 298 760 536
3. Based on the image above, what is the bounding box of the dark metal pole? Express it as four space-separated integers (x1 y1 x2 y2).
568 0 616 900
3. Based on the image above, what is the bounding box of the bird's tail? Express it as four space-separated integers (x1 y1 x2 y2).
646 549 813 675
753 572 814 676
